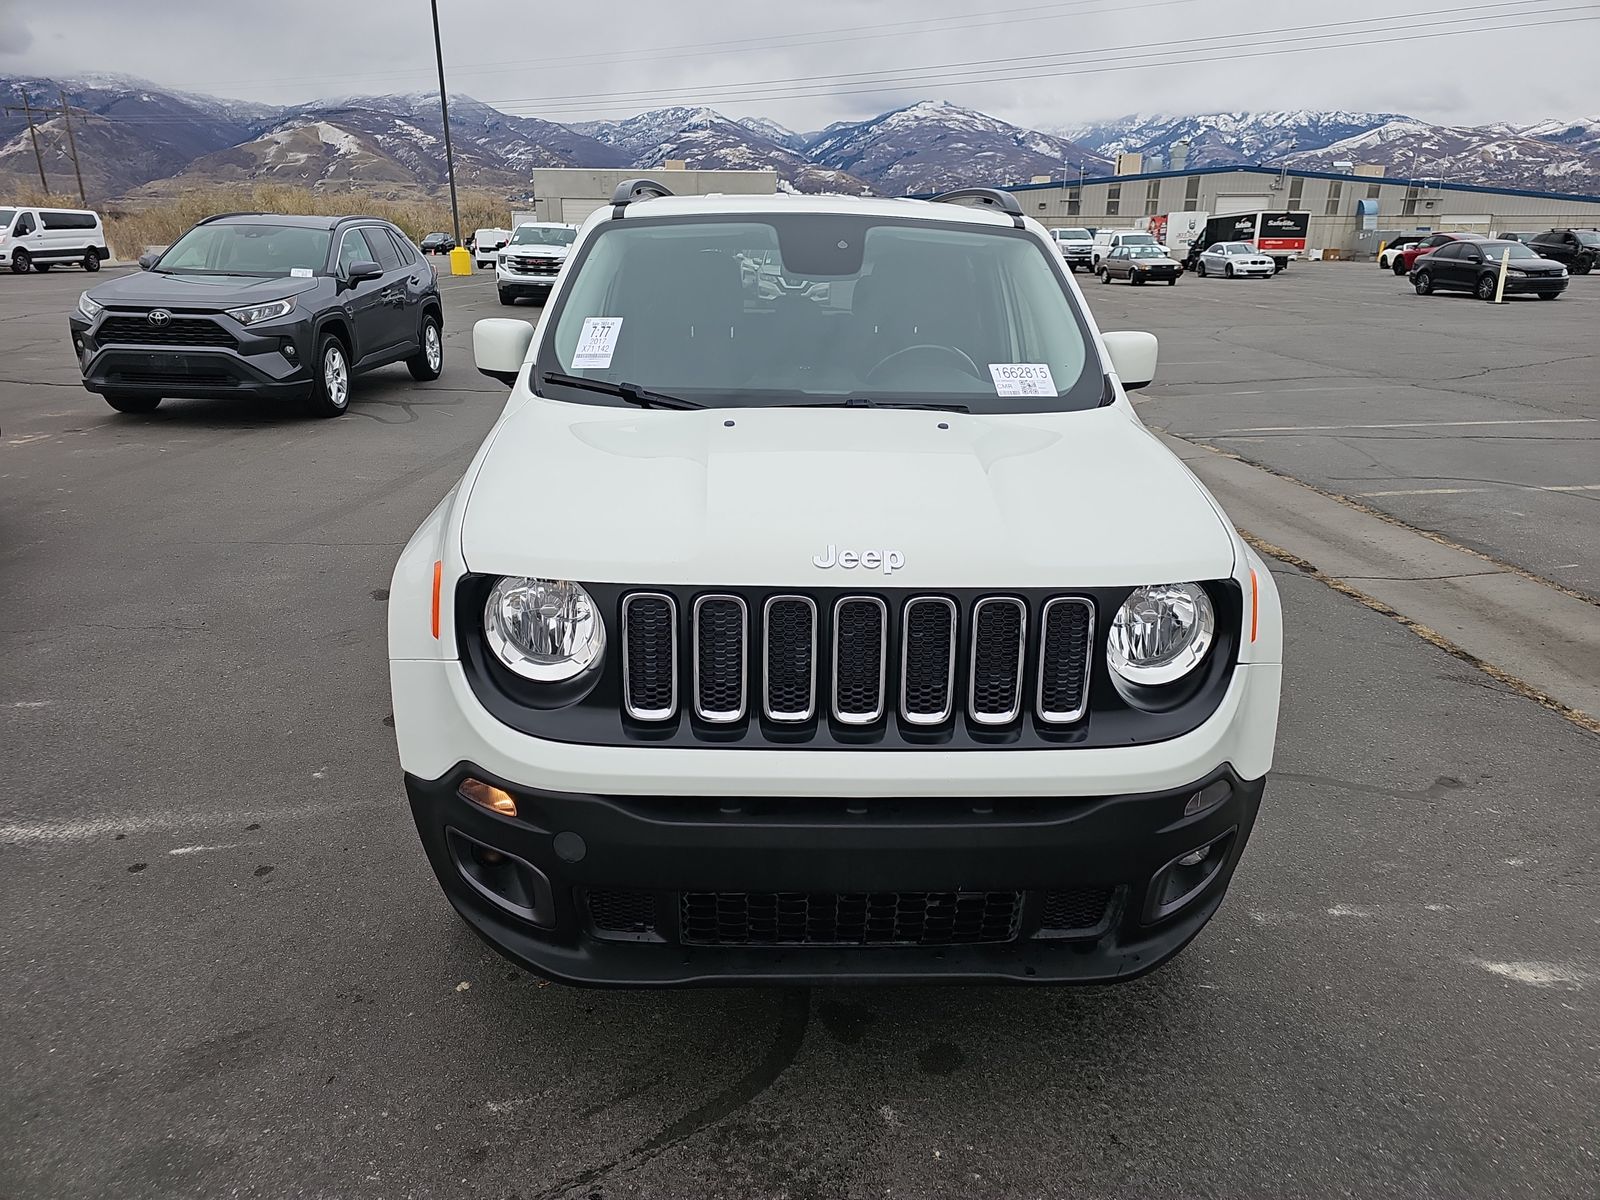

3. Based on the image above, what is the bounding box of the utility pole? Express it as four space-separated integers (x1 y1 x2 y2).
7 89 49 192
59 91 86 206
430 0 462 247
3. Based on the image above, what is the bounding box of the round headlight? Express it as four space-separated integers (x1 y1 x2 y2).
484 577 605 683
1106 583 1216 687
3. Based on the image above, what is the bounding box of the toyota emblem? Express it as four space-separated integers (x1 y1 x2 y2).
148 309 172 327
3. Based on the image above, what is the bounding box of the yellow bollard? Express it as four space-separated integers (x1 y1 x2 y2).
448 246 472 276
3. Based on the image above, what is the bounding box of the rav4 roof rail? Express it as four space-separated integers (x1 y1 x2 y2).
610 178 675 218
930 188 1026 229
197 211 267 224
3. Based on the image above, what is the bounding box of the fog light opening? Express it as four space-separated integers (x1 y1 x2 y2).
1144 827 1238 924
445 827 554 926
459 777 517 817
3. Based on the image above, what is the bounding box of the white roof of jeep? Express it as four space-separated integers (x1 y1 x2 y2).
581 192 1023 233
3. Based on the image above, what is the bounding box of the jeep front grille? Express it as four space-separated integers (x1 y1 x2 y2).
620 590 1094 730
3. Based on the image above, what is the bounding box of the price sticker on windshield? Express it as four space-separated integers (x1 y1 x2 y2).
572 317 623 369
989 363 1056 397
290 268 313 278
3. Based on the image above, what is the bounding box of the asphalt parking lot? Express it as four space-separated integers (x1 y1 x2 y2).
1093 260 1600 600
2 265 1598 1200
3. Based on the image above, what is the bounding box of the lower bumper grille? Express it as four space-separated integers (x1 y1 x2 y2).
681 890 1022 946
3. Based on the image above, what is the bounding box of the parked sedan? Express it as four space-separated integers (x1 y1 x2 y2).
1195 242 1274 278
1099 244 1181 285
1409 239 1568 301
419 232 456 255
1395 231 1487 274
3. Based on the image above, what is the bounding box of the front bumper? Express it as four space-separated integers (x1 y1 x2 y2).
407 762 1266 986
1502 274 1569 295
68 312 313 399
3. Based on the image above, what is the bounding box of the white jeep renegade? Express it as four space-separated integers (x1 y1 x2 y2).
388 181 1283 987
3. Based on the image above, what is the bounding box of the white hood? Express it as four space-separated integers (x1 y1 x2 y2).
459 397 1236 588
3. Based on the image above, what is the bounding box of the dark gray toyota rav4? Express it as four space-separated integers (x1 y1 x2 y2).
68 213 443 417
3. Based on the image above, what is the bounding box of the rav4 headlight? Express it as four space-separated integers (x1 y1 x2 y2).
484 577 605 683
1106 583 1216 686
226 297 295 326
77 292 103 320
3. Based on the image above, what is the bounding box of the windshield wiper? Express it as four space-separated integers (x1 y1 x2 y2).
778 396 971 413
540 372 706 411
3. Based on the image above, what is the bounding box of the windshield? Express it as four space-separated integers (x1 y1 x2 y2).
510 225 577 247
1128 245 1166 258
1482 243 1540 259
1121 234 1157 246
1058 228 1090 240
157 223 331 276
1575 231 1600 247
539 215 1101 413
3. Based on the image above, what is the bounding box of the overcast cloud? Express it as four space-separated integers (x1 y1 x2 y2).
2 0 1596 129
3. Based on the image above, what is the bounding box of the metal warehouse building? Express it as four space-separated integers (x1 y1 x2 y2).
996 165 1600 257
525 166 778 226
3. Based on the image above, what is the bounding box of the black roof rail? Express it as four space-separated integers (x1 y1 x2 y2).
929 187 1026 229
197 211 266 224
610 177 674 218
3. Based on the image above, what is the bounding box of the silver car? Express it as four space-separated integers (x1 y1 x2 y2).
1196 242 1275 278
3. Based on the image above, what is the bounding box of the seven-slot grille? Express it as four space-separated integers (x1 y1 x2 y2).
622 591 1094 729
97 315 238 349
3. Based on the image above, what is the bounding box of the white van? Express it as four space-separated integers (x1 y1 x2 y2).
472 227 512 269
1091 228 1161 267
1 206 109 274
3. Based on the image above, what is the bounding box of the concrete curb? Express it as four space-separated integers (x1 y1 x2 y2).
1161 431 1600 728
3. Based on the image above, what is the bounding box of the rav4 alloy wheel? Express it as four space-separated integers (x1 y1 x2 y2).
307 334 351 418
407 313 444 382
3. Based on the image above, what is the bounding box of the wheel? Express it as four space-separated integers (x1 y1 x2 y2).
1476 275 1497 301
10 249 31 274
1099 267 1111 284
1575 257 1593 275
103 392 161 414
1131 274 1145 286
1414 270 1433 295
306 333 352 417
1167 277 1177 286
498 289 515 306
83 250 101 272
35 262 52 273
1537 292 1560 301
407 312 444 381
1393 257 1408 276
1196 261 1207 277
1225 263 1235 278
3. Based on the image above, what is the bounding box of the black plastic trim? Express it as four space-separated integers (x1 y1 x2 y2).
930 187 1027 228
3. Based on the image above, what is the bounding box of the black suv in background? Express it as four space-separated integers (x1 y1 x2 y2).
69 213 443 417
1527 229 1598 274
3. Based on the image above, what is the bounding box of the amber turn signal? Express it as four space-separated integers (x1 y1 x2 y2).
459 778 517 817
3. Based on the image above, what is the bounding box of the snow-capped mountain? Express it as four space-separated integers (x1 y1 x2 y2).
807 100 1111 195
1059 110 1411 168
735 116 807 153
574 107 869 193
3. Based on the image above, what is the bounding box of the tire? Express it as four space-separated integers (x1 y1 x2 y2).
1196 261 1207 277
103 392 161 414
498 289 515 306
1575 257 1593 276
1393 257 1407 276
1476 275 1497 301
1537 292 1559 301
35 262 52 273
1225 263 1235 278
306 332 352 418
83 250 101 273
1167 277 1177 286
407 312 443 382
1131 274 1145 286
1414 271 1433 295
10 249 30 274
1099 268 1111 284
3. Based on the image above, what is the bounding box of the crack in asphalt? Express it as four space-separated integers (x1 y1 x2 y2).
534 988 812 1199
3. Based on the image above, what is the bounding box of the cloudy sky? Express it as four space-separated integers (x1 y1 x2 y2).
2 0 1597 129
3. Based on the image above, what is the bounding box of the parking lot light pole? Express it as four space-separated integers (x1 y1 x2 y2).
430 0 469 275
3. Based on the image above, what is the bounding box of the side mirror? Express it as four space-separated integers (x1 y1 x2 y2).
474 318 535 386
138 252 158 271
1102 330 1159 391
345 260 383 285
